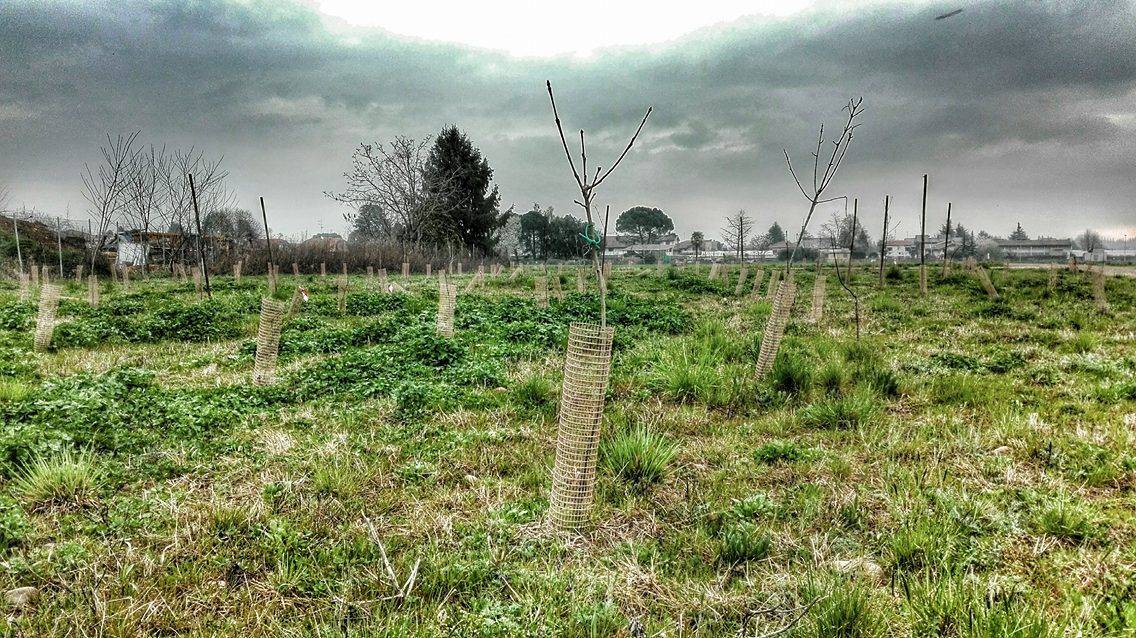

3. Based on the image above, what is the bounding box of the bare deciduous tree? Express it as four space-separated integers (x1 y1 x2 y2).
721 209 754 261
546 80 651 327
782 98 865 272
82 131 140 271
326 137 457 249
124 145 166 270
160 147 232 266
1078 229 1104 255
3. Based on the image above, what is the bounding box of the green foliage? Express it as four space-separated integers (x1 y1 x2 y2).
718 522 772 563
753 439 817 464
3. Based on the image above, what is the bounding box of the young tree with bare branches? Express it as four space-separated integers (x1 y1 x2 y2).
124 145 166 272
82 131 139 271
782 99 865 272
545 80 651 327
327 137 457 250
160 147 232 267
721 209 754 261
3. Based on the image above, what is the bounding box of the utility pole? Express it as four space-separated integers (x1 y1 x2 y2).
189 174 212 299
13 211 23 276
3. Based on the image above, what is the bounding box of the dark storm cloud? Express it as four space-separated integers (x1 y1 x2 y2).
2 0 1134 238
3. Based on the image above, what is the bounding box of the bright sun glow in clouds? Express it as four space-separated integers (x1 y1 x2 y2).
311 0 819 56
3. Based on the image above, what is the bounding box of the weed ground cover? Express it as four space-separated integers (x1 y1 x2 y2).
0 264 1133 635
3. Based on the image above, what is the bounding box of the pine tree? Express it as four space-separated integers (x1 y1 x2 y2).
424 126 505 254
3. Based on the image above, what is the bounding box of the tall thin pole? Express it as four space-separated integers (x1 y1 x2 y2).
56 222 64 278
942 202 952 275
260 197 274 276
13 212 23 276
920 174 928 296
920 175 927 268
189 174 211 299
878 196 889 284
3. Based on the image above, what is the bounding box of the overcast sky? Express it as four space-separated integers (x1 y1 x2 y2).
2 0 1134 242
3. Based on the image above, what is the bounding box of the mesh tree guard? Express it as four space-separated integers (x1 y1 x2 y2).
122 266 131 291
919 264 927 296
765 269 781 302
708 263 719 281
337 276 348 314
269 265 279 294
29 260 39 286
426 263 432 277
289 285 305 317
576 269 586 293
750 269 764 297
551 275 565 301
734 267 748 296
436 280 457 337
1068 257 1078 273
755 275 796 378
462 270 483 293
458 262 463 275
509 265 522 281
602 261 611 279
378 268 388 285
88 275 99 307
33 283 61 352
402 262 410 277
975 266 999 299
964 256 977 272
252 297 287 385
548 322 615 530
1092 268 1109 312
656 259 663 275
1047 266 1058 293
320 262 327 277
367 265 374 278
192 267 203 300
534 276 549 308
18 273 30 301
41 264 50 285
233 260 242 282
808 273 826 323
75 264 84 281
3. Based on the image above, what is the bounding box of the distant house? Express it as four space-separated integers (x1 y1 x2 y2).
884 239 914 260
300 232 347 253
996 238 1073 260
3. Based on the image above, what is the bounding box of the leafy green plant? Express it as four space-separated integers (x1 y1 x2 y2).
718 522 771 563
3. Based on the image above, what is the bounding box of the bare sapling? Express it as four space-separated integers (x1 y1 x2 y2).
829 199 863 339
546 80 650 328
545 80 650 531
782 98 865 272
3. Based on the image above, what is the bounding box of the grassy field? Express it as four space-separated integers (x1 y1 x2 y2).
0 263 1133 636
